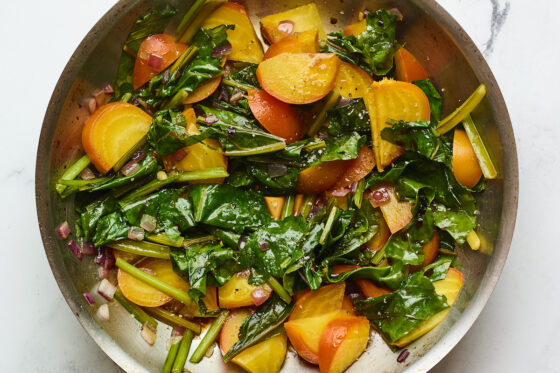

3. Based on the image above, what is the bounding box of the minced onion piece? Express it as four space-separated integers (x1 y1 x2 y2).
81 239 96 255
97 304 110 321
140 214 157 232
56 221 71 239
389 8 404 21
97 278 117 301
128 226 145 241
92 89 106 107
103 250 115 270
267 163 288 178
98 266 109 279
277 20 294 34
79 167 95 180
330 187 351 198
157 170 168 181
83 292 95 306
211 42 232 57
68 240 82 260
131 149 147 162
121 160 140 176
141 323 157 345
83 97 96 114
367 187 390 207
148 53 163 69
397 349 409 363
103 83 114 95
172 148 187 161
205 115 218 125
251 288 269 306
229 88 244 104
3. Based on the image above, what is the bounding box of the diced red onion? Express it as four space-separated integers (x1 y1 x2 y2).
163 300 184 314
172 148 187 162
217 84 229 103
128 226 145 241
277 20 294 35
83 292 95 306
336 96 353 108
162 69 171 85
98 266 110 279
81 239 96 255
103 249 115 270
308 196 327 220
171 326 186 338
97 278 117 301
141 323 157 345
56 221 71 240
389 8 404 21
226 126 236 137
251 288 269 306
103 83 114 95
92 89 106 107
121 160 140 176
68 240 83 261
267 163 288 178
211 42 233 58
229 88 244 104
258 241 269 251
131 149 147 163
205 115 218 125
367 186 390 207
95 247 107 265
79 167 95 180
237 269 251 278
148 53 163 69
84 97 96 114
140 214 157 232
330 187 351 197
96 304 110 321
397 349 409 363
349 181 358 195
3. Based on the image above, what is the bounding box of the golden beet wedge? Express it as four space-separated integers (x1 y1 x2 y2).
260 3 326 44
257 53 341 105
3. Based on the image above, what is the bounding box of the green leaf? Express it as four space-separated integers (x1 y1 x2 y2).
354 272 449 343
305 132 365 167
223 294 293 362
189 184 272 233
227 64 261 89
93 211 130 247
323 9 400 76
413 79 442 123
432 203 475 244
79 196 120 242
326 98 371 136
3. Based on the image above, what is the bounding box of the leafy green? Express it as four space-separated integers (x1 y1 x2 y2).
413 79 442 123
241 216 308 280
90 151 157 191
114 7 177 98
170 243 238 313
228 64 261 89
381 120 441 160
93 211 130 247
326 98 371 136
323 9 400 76
354 272 449 343
432 203 475 244
190 184 272 233
147 109 207 156
423 255 454 281
78 196 120 243
305 132 365 167
244 162 299 195
223 294 294 362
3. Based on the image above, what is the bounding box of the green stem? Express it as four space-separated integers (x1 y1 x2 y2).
267 277 292 304
119 175 178 206
302 140 326 152
353 179 365 209
144 307 201 334
319 204 339 244
146 233 184 248
225 142 286 156
222 78 254 92
189 310 229 363
112 136 147 172
172 330 194 373
106 240 170 259
56 155 91 194
162 338 181 373
435 84 487 135
176 0 207 35
176 167 229 182
56 177 111 187
280 195 295 220
170 46 198 75
178 0 226 43
116 257 193 306
182 235 216 248
462 114 498 179
114 288 158 331
300 194 316 219
307 90 341 137
371 240 390 265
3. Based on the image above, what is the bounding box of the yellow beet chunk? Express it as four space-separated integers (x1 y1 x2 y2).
290 282 346 321
452 129 483 188
220 309 288 373
263 29 319 60
264 196 285 220
82 102 152 174
395 268 464 347
377 184 413 234
364 79 431 171
260 3 326 44
164 108 228 183
334 62 374 99
117 258 190 307
257 53 341 105
218 272 272 309
203 2 263 64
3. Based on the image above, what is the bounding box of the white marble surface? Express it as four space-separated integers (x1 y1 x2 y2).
1 0 558 372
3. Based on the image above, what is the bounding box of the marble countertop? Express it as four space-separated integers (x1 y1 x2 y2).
1 0 557 371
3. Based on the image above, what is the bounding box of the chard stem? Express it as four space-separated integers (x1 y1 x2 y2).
319 204 339 244
222 78 254 92
56 155 91 194
280 195 295 219
189 310 229 363
353 179 365 208
144 307 201 334
176 167 229 182
462 114 498 179
300 194 317 218
172 330 194 373
114 288 158 331
106 240 170 259
435 84 486 135
267 277 292 304
225 142 286 156
162 338 181 373
307 90 341 137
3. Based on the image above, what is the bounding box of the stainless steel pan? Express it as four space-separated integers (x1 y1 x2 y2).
35 0 518 371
